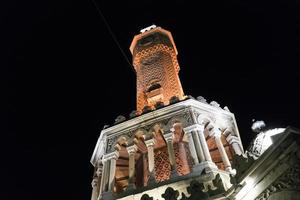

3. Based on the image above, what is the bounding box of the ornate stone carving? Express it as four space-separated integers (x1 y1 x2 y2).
129 110 137 118
91 178 98 188
210 101 220 108
114 115 126 124
106 136 118 153
140 194 153 200
142 105 152 114
162 187 179 200
196 96 207 103
255 166 300 200
223 106 230 112
169 96 180 104
186 180 209 200
187 95 195 100
165 111 194 131
154 101 164 109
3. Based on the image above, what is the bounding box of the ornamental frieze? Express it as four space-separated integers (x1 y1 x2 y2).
255 166 300 200
105 110 195 153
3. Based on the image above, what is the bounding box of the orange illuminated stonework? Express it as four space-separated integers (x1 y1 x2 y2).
130 27 185 113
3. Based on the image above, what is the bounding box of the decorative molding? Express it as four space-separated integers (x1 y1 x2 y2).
103 151 119 161
255 166 300 200
140 194 153 200
185 180 209 200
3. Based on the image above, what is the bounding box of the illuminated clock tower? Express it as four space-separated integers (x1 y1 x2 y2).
90 25 245 200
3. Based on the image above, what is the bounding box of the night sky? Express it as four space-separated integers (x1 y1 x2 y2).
6 0 300 199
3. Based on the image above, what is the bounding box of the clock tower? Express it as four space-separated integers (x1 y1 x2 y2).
90 25 245 200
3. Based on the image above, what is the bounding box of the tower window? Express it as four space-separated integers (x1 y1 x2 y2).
147 83 161 92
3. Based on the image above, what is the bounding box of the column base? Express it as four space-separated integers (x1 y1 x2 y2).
100 191 116 200
148 174 156 186
126 183 136 191
193 161 218 174
225 167 236 175
170 169 178 178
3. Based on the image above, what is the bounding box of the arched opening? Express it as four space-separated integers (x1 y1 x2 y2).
147 82 161 92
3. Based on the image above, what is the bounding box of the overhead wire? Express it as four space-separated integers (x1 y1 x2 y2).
89 0 135 73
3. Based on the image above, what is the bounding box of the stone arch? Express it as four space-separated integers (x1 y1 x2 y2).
166 116 190 141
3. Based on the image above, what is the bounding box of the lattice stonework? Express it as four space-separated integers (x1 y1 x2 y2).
153 143 193 182
130 28 185 113
174 142 192 176
154 147 171 182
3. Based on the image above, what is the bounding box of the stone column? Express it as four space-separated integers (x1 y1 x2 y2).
94 166 102 200
99 159 109 195
91 177 99 200
163 132 177 175
106 151 119 191
145 139 156 183
184 124 217 173
126 145 138 190
192 130 206 163
226 135 243 155
213 128 232 171
184 130 200 165
197 124 213 162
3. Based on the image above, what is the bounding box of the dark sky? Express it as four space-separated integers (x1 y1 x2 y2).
5 0 300 199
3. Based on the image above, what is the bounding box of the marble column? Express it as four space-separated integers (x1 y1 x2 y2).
126 145 138 190
145 139 156 183
163 132 177 175
213 128 232 171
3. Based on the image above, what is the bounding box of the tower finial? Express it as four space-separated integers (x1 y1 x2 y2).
140 25 157 33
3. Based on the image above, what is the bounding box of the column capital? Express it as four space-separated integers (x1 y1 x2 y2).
103 151 119 161
145 139 156 147
96 166 102 177
183 124 205 133
226 135 240 144
126 144 138 154
91 178 98 188
163 132 174 142
210 127 222 138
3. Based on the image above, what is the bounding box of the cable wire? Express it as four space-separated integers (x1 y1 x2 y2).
89 0 135 72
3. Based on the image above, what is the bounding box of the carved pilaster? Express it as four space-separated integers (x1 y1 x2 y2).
145 139 156 183
126 145 138 190
163 132 177 175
